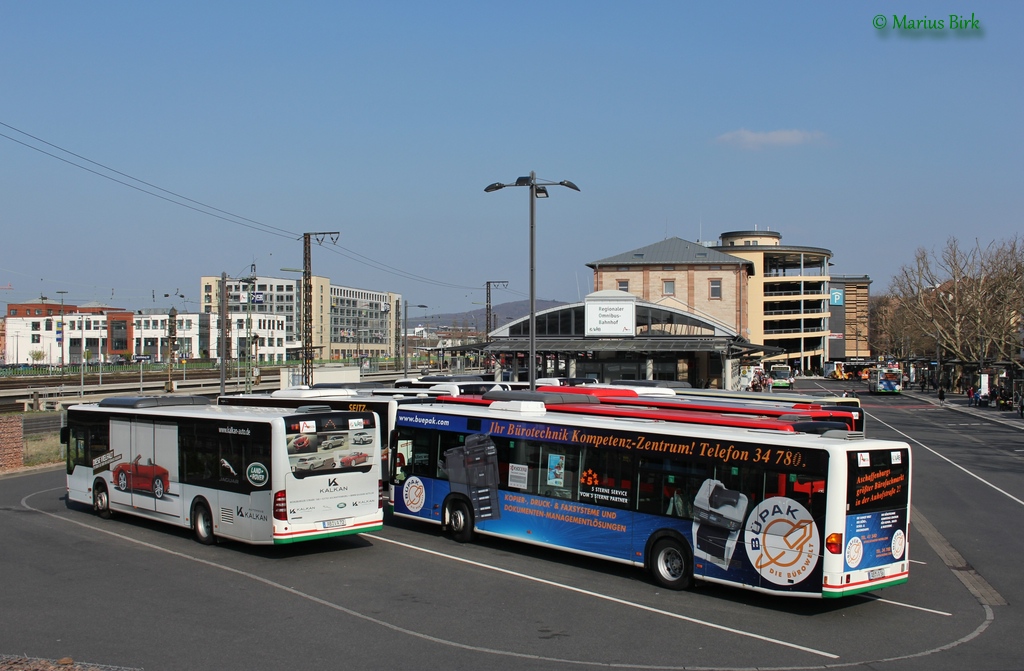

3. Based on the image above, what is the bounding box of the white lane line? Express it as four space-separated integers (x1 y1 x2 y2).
867 413 1024 508
365 534 838 659
862 595 951 616
910 559 927 565
24 489 838 665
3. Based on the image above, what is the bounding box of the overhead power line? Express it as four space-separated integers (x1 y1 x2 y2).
0 120 515 295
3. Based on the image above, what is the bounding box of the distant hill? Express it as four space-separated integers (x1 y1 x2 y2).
417 299 567 331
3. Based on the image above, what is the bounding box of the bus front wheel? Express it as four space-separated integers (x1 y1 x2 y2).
193 502 215 545
446 498 474 543
650 538 693 590
94 484 111 520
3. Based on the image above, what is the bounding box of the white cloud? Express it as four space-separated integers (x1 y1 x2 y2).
716 128 825 150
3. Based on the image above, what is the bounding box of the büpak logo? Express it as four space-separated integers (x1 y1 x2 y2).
744 497 819 585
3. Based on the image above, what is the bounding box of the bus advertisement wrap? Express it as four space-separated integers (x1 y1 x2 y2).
844 509 907 572
392 405 910 597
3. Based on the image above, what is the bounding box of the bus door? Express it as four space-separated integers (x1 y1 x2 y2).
107 419 134 509
129 420 158 512
393 429 445 522
152 422 182 520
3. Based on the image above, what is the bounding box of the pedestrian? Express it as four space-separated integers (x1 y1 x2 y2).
967 386 975 407
938 386 946 406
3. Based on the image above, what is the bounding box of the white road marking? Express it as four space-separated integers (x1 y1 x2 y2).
866 414 1024 508
862 595 951 616
365 533 839 659
25 488 838 665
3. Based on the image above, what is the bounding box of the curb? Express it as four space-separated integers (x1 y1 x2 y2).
0 462 64 480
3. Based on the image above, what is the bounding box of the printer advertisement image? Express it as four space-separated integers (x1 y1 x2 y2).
689 477 824 591
692 479 748 570
444 434 501 522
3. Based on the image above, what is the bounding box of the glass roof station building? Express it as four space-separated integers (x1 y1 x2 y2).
486 289 773 389
481 231 847 387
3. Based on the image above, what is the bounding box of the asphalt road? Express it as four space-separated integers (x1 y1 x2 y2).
2 380 1022 670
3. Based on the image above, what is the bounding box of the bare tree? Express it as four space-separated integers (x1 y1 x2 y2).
883 236 1023 370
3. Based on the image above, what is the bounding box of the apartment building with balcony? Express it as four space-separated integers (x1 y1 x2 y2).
712 230 832 372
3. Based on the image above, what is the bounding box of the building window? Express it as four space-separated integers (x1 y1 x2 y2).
45 319 53 331
709 279 722 300
31 321 40 331
31 334 41 344
663 280 675 296
617 280 629 292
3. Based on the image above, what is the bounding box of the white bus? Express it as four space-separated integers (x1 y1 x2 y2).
64 396 384 545
868 367 903 394
217 387 441 495
769 364 794 389
391 398 911 598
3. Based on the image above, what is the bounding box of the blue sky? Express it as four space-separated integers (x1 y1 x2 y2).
2 2 1020 316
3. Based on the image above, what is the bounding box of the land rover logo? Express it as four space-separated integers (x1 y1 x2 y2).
246 462 269 487
337 502 347 509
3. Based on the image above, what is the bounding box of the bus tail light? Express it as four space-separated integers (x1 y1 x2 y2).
826 532 843 554
273 490 288 520
378 479 384 509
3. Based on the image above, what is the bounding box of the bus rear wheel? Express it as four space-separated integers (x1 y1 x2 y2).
446 498 474 543
650 538 693 590
193 502 215 545
94 484 111 520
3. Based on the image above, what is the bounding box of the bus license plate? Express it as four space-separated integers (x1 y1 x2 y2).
868 568 886 580
322 519 347 529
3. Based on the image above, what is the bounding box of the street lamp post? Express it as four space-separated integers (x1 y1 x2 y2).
404 303 429 377
56 290 67 379
485 171 579 390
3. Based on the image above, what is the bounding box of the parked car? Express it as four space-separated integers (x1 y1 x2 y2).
111 454 169 499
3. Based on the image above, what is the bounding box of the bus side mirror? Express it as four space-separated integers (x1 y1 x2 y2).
60 427 69 445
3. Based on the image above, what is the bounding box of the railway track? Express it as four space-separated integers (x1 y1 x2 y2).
0 367 431 414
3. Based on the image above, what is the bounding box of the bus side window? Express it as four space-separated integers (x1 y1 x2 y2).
538 443 577 500
637 459 706 519
496 438 539 493
408 430 440 479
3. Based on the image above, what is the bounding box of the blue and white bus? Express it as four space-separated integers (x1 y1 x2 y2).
868 367 903 394
390 398 911 598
